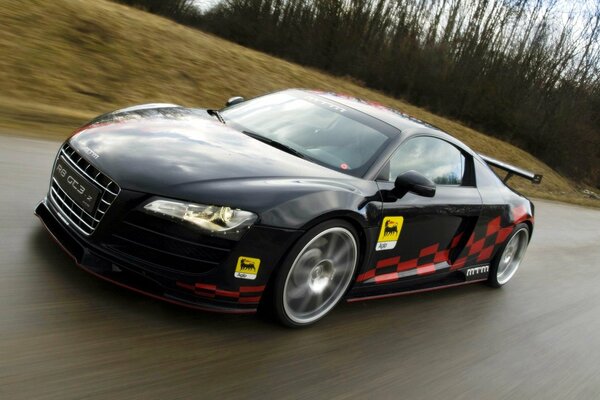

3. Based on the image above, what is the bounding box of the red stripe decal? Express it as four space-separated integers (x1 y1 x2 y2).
396 259 417 272
374 272 399 284
496 227 512 244
216 289 240 298
450 257 467 270
239 296 262 303
434 249 449 263
176 282 195 290
419 243 439 257
356 269 376 282
450 233 463 248
376 256 400 268
195 283 217 291
239 285 266 293
486 216 501 236
477 246 494 262
194 290 216 298
416 264 436 276
468 238 485 255
466 233 475 246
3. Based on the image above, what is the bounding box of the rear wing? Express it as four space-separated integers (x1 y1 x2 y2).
479 154 543 184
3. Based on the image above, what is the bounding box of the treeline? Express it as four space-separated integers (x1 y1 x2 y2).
116 0 600 187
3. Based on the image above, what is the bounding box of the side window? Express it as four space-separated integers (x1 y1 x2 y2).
388 137 465 185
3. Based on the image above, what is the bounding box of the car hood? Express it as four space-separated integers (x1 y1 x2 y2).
68 107 368 214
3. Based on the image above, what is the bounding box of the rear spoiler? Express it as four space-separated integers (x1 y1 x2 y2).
479 154 543 184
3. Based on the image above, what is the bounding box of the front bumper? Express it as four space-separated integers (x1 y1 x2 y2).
35 198 301 313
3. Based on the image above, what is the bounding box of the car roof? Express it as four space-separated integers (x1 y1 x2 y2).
305 89 476 156
309 90 438 132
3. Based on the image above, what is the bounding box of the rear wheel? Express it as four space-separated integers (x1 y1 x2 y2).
488 223 530 287
273 220 358 327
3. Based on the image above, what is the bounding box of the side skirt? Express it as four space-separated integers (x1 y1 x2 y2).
346 264 490 303
346 278 486 303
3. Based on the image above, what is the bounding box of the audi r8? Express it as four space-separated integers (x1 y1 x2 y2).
35 89 541 327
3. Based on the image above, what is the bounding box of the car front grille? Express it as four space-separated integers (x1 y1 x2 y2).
108 212 235 275
49 143 120 236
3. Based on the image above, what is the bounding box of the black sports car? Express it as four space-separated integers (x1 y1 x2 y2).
35 89 541 327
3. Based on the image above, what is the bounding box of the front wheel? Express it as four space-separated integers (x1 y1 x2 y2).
273 220 359 327
487 223 530 288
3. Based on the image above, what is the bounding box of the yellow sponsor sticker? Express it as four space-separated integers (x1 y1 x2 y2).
234 256 261 280
376 216 404 251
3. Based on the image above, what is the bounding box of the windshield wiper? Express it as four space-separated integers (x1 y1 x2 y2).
207 109 226 124
242 131 306 159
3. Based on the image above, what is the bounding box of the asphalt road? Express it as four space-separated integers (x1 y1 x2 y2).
1 134 600 400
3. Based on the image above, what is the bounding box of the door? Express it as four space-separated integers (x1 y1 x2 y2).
365 136 482 285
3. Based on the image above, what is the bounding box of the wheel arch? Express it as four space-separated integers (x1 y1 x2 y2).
258 212 372 310
523 220 533 242
298 211 373 277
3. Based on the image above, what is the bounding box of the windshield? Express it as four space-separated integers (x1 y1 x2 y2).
221 91 394 177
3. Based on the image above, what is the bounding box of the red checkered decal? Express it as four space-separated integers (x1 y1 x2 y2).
356 230 464 283
176 282 265 304
450 215 513 271
357 209 530 284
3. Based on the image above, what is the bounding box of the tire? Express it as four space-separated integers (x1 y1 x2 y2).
487 223 530 288
272 219 359 328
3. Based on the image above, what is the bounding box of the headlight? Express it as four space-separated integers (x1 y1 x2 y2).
143 199 257 239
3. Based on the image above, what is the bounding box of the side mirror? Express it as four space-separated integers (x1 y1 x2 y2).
225 96 245 107
394 170 436 198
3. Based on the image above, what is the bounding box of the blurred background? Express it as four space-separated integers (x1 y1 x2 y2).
0 0 599 205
